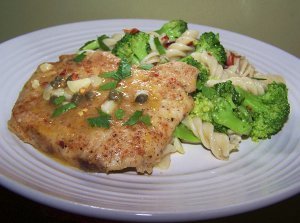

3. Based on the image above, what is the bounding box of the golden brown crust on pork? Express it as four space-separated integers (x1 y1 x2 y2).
8 51 198 173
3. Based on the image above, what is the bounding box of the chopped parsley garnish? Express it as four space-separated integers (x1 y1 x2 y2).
87 111 111 128
123 110 152 126
97 35 110 51
99 81 118 90
78 35 110 51
154 37 166 55
138 63 154 70
73 52 86 62
113 59 132 80
115 108 125 120
52 102 77 117
100 60 132 81
79 40 99 51
123 110 142 126
50 96 65 105
139 114 152 126
100 71 117 78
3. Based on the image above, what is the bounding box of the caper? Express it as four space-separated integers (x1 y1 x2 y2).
71 93 83 105
135 93 148 104
50 76 66 89
85 91 98 100
108 90 123 101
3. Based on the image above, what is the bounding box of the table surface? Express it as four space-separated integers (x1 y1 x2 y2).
1 185 299 222
1 0 299 222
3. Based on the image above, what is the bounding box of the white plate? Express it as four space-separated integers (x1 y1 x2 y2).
0 19 299 222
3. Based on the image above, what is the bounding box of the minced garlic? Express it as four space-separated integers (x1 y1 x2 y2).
31 79 40 89
40 63 53 72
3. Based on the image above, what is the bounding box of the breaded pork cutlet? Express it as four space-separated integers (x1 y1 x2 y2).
8 51 198 173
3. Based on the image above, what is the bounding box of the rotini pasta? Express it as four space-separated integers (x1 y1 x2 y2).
226 51 257 77
192 51 285 95
191 51 236 80
166 30 199 61
141 51 161 64
155 137 185 169
182 116 240 160
206 76 266 95
141 33 164 64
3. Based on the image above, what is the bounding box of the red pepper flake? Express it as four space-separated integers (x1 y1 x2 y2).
161 35 169 42
160 35 174 48
123 28 140 34
163 41 175 48
58 140 65 148
169 77 177 84
69 73 79 81
187 41 194 47
226 52 235 67
41 81 49 87
59 69 67 76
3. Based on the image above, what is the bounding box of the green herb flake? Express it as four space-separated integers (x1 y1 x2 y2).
87 116 110 128
99 60 131 81
123 110 143 126
138 63 154 70
115 108 125 120
123 110 152 126
113 59 132 80
73 52 86 62
140 114 152 126
154 37 166 55
100 71 117 78
79 40 99 51
50 96 65 105
87 112 111 128
99 81 118 91
52 102 77 117
97 35 110 51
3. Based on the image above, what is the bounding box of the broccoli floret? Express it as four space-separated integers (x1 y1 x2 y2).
155 20 188 41
195 32 226 66
191 81 252 135
112 31 150 64
180 56 209 90
191 81 290 140
236 82 290 141
211 97 252 135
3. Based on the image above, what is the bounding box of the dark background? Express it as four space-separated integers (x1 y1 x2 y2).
1 185 299 223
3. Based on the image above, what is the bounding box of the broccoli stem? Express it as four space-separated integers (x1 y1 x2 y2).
174 123 201 143
212 111 251 135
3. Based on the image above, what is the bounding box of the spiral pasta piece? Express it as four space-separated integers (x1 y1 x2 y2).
206 76 267 95
191 51 235 80
141 51 161 64
141 33 163 64
192 51 285 95
166 30 199 61
251 73 286 84
182 117 240 160
226 51 257 77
